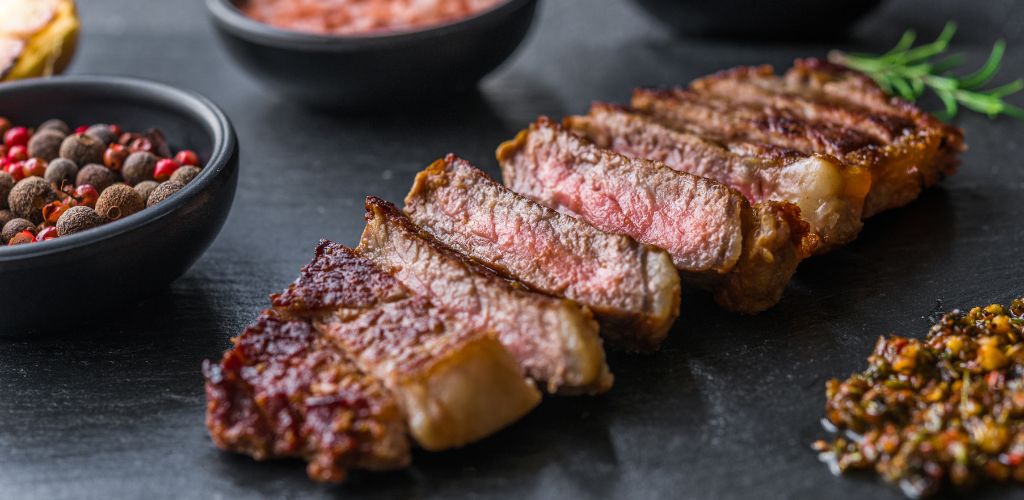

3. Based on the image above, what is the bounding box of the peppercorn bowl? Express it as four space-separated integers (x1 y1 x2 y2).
0 76 237 335
206 0 538 108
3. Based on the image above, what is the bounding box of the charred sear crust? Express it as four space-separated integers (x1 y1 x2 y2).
206 240 541 480
632 59 965 218
203 312 410 483
404 154 681 351
499 118 810 314
272 239 404 312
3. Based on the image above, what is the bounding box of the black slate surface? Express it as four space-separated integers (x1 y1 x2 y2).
2 1 1024 498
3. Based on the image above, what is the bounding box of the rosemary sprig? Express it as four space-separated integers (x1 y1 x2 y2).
828 22 1024 120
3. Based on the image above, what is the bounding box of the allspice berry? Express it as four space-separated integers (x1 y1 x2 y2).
0 170 13 209
169 165 201 185
122 151 157 186
38 119 70 135
95 184 144 221
2 217 35 243
56 206 106 236
85 124 117 145
59 134 105 166
27 129 67 161
8 177 58 224
146 181 184 207
44 158 79 187
0 209 14 228
76 164 119 193
133 180 158 202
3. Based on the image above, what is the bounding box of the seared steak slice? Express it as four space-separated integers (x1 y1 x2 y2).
272 240 541 451
565 103 870 251
498 118 812 314
403 155 680 351
634 60 965 217
632 88 877 159
204 312 410 483
358 196 612 395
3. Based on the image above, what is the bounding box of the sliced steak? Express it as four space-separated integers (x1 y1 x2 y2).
632 88 878 158
358 196 612 395
498 118 812 314
270 240 540 451
566 103 869 251
204 312 410 483
403 155 680 351
634 60 965 217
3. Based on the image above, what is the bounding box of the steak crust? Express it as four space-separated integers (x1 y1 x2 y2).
565 103 869 252
358 196 612 395
206 240 541 480
203 312 410 483
403 154 680 351
633 60 965 217
272 241 541 451
498 118 812 314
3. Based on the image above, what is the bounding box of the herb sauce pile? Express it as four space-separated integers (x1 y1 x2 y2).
814 298 1024 497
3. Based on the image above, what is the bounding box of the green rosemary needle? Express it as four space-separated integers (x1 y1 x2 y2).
828 22 1024 120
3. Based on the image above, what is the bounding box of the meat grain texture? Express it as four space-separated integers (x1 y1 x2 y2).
404 154 681 350
566 103 869 252
498 118 811 313
358 196 612 394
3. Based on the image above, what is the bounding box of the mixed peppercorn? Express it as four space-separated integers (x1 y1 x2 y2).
814 298 1024 497
0 116 203 246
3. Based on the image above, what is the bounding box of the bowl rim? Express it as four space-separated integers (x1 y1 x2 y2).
206 0 535 50
0 75 236 262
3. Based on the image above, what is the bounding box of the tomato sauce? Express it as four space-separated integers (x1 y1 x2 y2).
240 0 506 35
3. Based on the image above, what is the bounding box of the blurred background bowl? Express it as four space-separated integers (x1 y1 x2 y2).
632 0 883 40
0 76 237 336
206 0 539 108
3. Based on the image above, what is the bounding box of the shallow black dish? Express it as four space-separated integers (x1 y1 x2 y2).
633 0 883 40
0 76 237 336
206 0 538 108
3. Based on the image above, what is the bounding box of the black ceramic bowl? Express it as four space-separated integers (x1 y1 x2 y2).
633 0 883 40
0 76 237 336
206 0 538 108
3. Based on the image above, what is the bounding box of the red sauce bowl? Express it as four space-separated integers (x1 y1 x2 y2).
206 0 538 108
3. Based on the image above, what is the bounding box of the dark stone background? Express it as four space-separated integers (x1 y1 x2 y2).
1 0 1022 498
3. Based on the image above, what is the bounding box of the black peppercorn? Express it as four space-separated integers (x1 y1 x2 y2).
85 124 117 145
55 205 106 236
95 184 144 221
38 118 70 135
59 133 105 166
169 165 201 185
0 170 12 209
122 151 157 186
146 180 184 207
8 177 58 224
1 217 35 243
27 129 67 161
133 180 158 202
44 158 79 187
75 164 119 193
0 208 13 228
